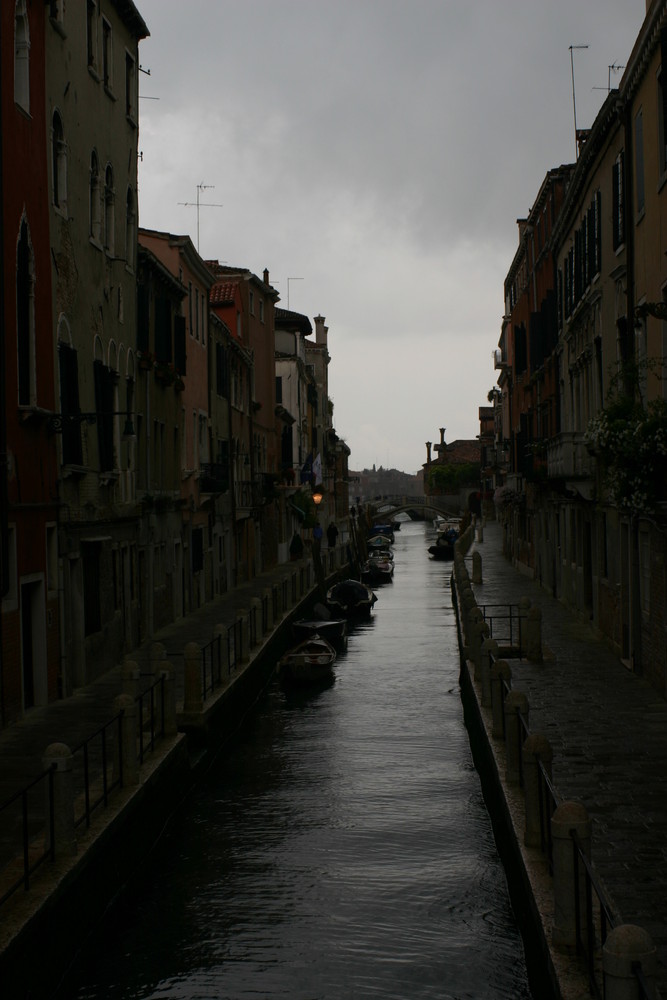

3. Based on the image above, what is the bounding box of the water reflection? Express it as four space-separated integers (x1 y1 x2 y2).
62 521 533 1000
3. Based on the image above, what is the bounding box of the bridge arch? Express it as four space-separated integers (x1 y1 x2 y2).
369 495 461 521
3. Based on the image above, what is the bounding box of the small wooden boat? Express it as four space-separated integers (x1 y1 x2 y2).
367 534 393 551
370 523 395 543
292 616 348 645
326 579 378 618
278 635 337 685
361 551 395 583
428 523 459 560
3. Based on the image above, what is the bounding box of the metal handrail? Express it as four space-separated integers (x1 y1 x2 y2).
0 766 55 906
479 603 523 654
72 712 124 829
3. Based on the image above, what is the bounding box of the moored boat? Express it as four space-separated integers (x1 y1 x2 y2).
370 523 395 543
326 579 377 618
361 551 394 583
428 522 459 560
278 635 337 686
367 534 393 551
292 616 348 645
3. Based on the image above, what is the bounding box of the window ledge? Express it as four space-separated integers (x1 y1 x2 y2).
103 84 117 102
88 65 101 84
19 405 53 425
99 471 120 487
61 464 88 480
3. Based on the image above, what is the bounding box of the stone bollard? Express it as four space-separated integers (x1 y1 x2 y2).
519 596 532 655
504 689 529 784
490 659 511 739
160 662 178 736
183 642 203 714
113 693 140 787
263 588 274 632
238 611 250 663
479 637 498 707
603 924 657 1000
150 641 167 678
476 522 484 543
523 733 553 847
43 743 76 857
214 623 229 678
472 550 483 584
250 597 263 643
121 658 140 699
551 800 592 952
526 606 543 662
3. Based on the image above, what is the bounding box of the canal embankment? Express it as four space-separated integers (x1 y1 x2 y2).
0 545 348 999
452 517 665 1000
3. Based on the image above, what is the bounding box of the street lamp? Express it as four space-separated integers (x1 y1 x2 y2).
312 488 323 506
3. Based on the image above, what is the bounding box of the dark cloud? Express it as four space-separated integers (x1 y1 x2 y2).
137 0 645 471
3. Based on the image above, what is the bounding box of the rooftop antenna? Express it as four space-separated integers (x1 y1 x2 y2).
592 62 625 93
569 44 589 160
287 277 304 310
178 183 223 252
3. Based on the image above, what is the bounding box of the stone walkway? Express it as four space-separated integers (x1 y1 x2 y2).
468 520 667 997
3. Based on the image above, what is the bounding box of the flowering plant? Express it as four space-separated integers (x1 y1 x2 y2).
493 484 524 510
585 396 667 513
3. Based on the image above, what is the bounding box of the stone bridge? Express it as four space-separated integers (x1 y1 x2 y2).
369 495 461 520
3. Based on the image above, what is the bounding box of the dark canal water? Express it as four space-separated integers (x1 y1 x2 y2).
60 520 533 1000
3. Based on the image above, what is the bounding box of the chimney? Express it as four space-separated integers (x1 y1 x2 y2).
426 441 432 464
439 427 446 447
263 268 270 286
314 314 328 347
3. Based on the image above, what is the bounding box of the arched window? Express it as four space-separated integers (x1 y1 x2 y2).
14 0 30 112
125 187 136 270
104 164 114 253
89 151 101 242
16 216 35 407
52 111 67 211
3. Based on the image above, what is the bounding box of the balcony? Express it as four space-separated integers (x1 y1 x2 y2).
199 463 229 494
547 432 594 480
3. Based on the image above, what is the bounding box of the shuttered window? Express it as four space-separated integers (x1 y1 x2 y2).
58 342 83 465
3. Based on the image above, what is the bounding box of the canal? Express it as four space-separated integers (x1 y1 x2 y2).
59 520 533 999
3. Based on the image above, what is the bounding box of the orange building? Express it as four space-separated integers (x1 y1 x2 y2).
1 1 60 723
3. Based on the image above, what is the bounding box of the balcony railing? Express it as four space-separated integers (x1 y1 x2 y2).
547 432 593 479
199 463 229 494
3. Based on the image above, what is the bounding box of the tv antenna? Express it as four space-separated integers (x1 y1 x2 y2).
178 183 223 252
593 63 625 94
569 44 589 160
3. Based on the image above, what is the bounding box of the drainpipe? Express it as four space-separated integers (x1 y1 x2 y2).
0 9 7 724
622 96 642 675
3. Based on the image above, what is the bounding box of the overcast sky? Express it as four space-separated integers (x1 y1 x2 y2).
136 1 646 474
